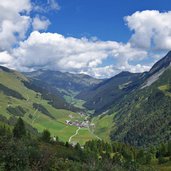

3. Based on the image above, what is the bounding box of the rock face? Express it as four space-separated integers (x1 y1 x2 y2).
148 51 171 76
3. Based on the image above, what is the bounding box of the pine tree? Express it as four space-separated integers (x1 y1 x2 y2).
167 141 171 156
13 117 26 139
41 129 51 143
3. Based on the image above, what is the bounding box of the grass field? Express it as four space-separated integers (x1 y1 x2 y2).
150 159 171 171
158 84 171 97
92 113 115 142
71 128 98 145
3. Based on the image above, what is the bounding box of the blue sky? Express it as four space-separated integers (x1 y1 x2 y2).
0 0 171 78
47 0 171 41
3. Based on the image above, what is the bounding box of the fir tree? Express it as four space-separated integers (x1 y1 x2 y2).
13 117 26 139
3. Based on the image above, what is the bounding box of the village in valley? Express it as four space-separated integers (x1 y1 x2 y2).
65 112 95 128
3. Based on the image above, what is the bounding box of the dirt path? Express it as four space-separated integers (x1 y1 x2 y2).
32 109 38 124
26 94 29 102
68 127 81 143
88 126 101 140
89 118 102 140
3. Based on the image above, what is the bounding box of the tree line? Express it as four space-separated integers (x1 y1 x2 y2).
0 118 170 171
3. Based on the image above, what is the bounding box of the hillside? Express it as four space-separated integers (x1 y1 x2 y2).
24 70 102 108
24 70 102 91
110 67 171 147
0 65 171 170
78 51 171 116
0 51 171 148
94 52 171 147
2 122 171 171
0 66 97 143
77 71 143 115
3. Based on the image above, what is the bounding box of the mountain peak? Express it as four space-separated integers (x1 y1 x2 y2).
0 66 12 73
149 51 171 76
114 71 138 78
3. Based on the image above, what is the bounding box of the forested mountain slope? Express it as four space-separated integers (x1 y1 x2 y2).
77 72 143 115
24 70 102 99
78 51 171 115
93 52 171 147
110 67 171 147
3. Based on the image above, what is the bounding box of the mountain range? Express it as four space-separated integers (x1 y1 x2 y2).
0 51 171 147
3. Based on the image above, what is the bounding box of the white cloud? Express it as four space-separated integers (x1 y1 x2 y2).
47 0 60 11
12 31 116 71
0 51 13 65
33 0 60 13
0 3 169 78
11 31 148 78
0 0 31 13
81 65 120 78
80 63 151 78
32 15 51 31
125 10 171 50
0 0 31 50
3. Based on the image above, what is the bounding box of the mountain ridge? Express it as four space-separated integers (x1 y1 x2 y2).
0 51 171 147
92 51 171 146
77 51 171 115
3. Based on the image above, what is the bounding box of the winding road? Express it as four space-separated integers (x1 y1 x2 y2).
68 127 80 143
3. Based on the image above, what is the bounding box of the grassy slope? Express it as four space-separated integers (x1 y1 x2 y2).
145 159 171 171
92 113 115 142
61 89 86 109
71 128 98 145
0 70 96 143
59 88 95 115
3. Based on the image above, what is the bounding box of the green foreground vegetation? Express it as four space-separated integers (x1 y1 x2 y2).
0 118 171 171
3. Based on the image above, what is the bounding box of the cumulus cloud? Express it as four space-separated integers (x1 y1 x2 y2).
12 31 117 71
0 2 169 78
81 64 151 78
0 0 31 50
0 51 13 65
10 31 148 78
33 0 60 13
47 0 60 11
81 65 121 78
125 10 171 50
32 15 51 31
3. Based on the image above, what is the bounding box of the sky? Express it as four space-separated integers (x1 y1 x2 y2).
0 0 171 78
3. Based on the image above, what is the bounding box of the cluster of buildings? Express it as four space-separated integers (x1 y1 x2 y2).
65 119 89 128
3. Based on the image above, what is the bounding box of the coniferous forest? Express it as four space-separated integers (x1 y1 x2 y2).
0 118 171 171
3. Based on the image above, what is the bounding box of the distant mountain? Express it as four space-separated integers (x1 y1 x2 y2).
141 51 171 88
23 70 102 102
1 51 171 147
78 51 171 115
23 70 102 109
24 69 102 92
77 71 142 115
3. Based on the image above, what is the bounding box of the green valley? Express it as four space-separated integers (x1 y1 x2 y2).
1 1 171 170
0 66 98 144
